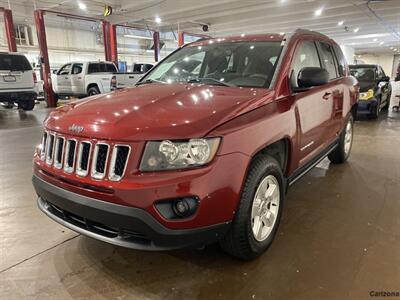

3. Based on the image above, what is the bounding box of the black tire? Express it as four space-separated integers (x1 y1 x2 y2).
87 86 100 96
369 98 381 119
328 115 354 164
18 99 35 111
220 155 284 260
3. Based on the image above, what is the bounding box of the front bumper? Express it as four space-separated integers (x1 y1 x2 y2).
357 98 378 114
33 175 230 250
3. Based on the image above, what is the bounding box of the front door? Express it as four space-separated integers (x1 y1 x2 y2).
56 64 72 94
70 63 84 95
290 40 336 167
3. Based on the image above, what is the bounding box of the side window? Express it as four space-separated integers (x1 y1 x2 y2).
72 63 83 75
291 41 321 87
333 45 346 77
319 42 338 80
88 63 100 74
58 64 71 75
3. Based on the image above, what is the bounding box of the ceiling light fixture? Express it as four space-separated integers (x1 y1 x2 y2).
338 21 344 26
155 16 162 24
353 28 360 33
379 41 384 45
373 38 378 42
314 8 323 16
78 1 87 10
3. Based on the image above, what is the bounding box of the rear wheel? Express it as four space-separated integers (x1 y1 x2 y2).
220 155 284 260
18 99 35 111
328 115 354 164
88 86 100 96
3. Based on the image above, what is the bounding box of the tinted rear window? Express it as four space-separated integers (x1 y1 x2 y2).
88 63 117 74
0 54 32 71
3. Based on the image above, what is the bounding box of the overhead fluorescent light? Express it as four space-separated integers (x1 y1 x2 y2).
123 34 153 40
314 8 323 16
78 1 87 10
353 28 360 33
338 21 344 26
155 16 162 24
379 41 384 45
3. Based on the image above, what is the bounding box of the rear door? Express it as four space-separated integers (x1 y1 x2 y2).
290 40 334 166
56 64 72 94
0 53 34 91
70 63 84 95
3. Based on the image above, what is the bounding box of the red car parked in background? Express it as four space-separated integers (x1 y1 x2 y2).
33 29 359 260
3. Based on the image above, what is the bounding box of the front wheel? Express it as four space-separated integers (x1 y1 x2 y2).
220 155 284 260
328 115 354 164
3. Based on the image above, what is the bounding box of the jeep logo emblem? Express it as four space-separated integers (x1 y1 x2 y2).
68 124 84 133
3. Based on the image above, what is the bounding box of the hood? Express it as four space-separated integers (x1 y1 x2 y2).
45 83 274 141
358 80 376 93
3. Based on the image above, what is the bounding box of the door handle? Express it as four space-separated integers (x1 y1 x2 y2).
322 92 332 100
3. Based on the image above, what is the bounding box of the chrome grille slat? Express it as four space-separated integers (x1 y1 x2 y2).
40 132 48 161
63 139 77 173
76 141 91 177
109 145 131 181
45 134 55 165
40 132 130 181
91 143 109 180
53 137 65 169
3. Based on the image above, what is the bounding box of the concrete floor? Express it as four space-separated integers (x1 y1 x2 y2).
1 101 400 300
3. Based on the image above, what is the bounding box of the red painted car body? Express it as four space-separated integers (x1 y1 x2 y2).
33 30 359 250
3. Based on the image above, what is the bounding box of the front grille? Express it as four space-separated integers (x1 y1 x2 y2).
40 131 131 181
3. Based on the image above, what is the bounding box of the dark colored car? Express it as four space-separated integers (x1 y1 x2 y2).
349 64 391 118
32 29 358 260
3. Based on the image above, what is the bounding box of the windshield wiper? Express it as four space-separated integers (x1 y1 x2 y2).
187 78 236 87
135 79 164 86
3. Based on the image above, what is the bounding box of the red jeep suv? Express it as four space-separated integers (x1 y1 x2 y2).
33 29 358 259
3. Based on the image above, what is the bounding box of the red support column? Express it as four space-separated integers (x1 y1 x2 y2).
102 20 111 61
153 31 160 62
4 9 17 52
178 31 184 47
34 10 56 107
109 24 118 65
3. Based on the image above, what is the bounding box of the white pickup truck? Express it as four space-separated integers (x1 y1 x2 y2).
51 61 144 99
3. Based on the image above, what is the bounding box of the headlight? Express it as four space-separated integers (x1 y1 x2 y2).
140 138 221 171
360 89 374 100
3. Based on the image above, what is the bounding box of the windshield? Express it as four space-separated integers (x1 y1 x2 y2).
142 41 282 88
350 67 376 81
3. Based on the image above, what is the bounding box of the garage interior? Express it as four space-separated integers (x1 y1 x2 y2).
1 0 400 299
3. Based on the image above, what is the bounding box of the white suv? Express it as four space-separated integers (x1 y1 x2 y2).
0 52 37 111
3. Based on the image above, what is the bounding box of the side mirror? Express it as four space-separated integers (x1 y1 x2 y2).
380 76 390 82
294 67 329 92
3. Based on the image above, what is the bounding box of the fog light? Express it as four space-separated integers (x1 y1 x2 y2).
155 197 199 219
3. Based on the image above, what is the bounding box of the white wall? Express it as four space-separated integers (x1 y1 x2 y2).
356 53 395 78
339 45 355 65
